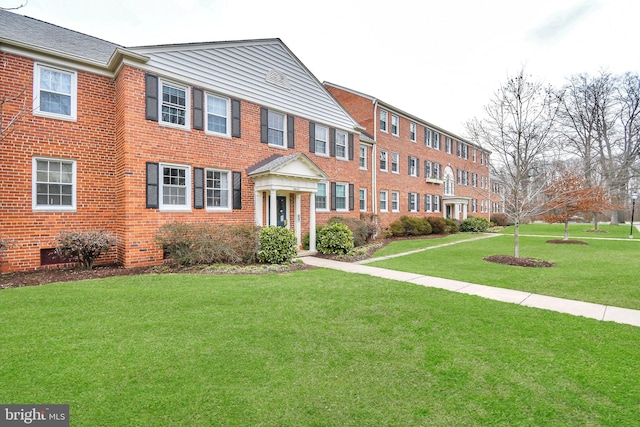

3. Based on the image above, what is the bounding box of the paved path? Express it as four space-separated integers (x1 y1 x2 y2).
299 255 640 328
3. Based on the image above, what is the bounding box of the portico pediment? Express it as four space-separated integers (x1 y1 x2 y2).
247 153 328 193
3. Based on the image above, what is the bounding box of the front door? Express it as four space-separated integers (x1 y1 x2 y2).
446 204 452 219
277 196 287 227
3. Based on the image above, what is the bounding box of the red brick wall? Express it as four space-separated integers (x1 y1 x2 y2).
325 84 493 229
0 53 118 272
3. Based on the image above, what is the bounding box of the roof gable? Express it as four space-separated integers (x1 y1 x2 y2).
129 39 360 132
247 153 328 180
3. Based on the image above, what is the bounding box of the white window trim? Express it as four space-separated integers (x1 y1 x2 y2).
391 114 399 136
159 79 191 131
425 194 432 212
391 152 399 174
33 63 78 121
359 188 367 212
159 163 191 212
359 145 367 170
316 181 329 212
410 122 417 142
32 156 77 211
391 191 400 213
409 157 418 177
380 109 388 133
205 168 232 211
205 93 231 138
380 190 388 212
380 149 388 172
409 192 418 213
335 182 349 212
335 130 349 161
267 110 287 149
315 124 329 157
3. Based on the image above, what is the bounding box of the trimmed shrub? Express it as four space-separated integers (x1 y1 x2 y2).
388 216 432 237
156 222 260 265
460 216 491 232
56 230 115 269
427 216 447 235
444 218 459 234
258 226 298 264
328 216 375 247
491 213 511 226
317 222 354 255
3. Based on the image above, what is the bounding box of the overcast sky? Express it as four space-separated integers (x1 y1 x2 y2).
8 0 640 135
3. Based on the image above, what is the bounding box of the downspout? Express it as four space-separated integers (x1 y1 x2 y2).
372 99 378 217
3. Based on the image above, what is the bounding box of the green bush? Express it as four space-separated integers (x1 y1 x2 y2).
388 216 432 237
317 222 354 255
427 216 447 234
258 226 298 264
460 217 491 232
444 218 459 234
491 213 511 226
156 222 260 265
56 230 115 269
328 216 375 247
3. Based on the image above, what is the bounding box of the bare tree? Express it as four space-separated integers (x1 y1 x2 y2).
1 52 30 143
467 69 559 257
0 1 28 11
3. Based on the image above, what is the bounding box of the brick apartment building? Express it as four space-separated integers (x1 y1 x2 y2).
0 11 499 273
325 83 499 229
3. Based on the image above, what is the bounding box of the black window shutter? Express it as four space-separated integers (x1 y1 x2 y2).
424 194 428 211
231 99 241 137
194 167 204 209
416 158 420 177
146 162 159 208
145 74 158 121
331 182 337 210
416 194 421 211
233 171 242 209
192 88 204 131
287 115 295 148
309 122 316 153
330 128 336 157
260 108 268 143
348 133 354 160
349 184 354 211
408 156 412 175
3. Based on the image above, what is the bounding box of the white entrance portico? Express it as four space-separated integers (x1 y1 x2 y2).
247 153 329 252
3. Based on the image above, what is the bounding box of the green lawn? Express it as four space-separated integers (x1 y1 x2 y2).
500 223 636 239
371 233 481 258
1 271 639 426
370 234 640 310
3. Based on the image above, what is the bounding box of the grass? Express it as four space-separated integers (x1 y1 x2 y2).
1 271 639 426
499 223 636 239
371 233 479 258
370 234 640 309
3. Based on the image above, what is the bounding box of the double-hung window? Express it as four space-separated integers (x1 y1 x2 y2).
161 80 189 128
160 163 190 211
391 114 399 136
380 110 388 132
410 122 416 142
408 193 418 212
359 145 367 169
424 160 431 178
315 125 329 156
424 194 432 212
335 183 347 211
206 94 229 136
446 137 453 154
432 131 441 150
433 196 440 212
359 188 366 211
336 130 348 160
391 152 399 173
33 157 76 210
380 150 388 172
206 169 231 210
432 163 441 179
380 190 388 212
391 191 399 212
268 110 286 147
316 182 328 210
472 198 478 213
409 157 417 177
33 63 77 120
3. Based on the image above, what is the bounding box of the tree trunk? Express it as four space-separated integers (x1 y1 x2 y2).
592 212 599 230
513 219 520 258
564 219 569 240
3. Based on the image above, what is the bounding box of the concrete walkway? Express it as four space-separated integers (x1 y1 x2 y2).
299 256 640 328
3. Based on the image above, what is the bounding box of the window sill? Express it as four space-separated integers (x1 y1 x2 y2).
426 178 444 184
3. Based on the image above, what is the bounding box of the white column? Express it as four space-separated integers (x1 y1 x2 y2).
454 203 460 221
295 193 302 248
462 202 468 220
254 191 263 226
269 190 277 226
309 192 316 252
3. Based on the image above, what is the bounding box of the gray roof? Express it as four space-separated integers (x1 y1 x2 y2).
246 154 297 175
0 10 121 66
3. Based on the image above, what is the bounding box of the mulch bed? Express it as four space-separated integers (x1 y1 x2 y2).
483 255 555 268
546 240 588 245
